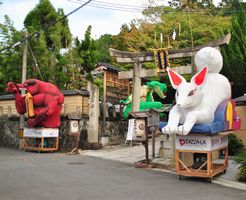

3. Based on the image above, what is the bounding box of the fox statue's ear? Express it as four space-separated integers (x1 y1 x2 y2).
191 66 208 87
167 67 186 89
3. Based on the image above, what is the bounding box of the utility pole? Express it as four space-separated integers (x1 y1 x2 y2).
19 31 28 149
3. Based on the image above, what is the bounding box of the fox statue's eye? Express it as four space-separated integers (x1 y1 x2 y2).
176 91 179 96
188 89 196 96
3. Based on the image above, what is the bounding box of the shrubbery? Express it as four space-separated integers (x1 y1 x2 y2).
228 134 244 156
234 150 246 182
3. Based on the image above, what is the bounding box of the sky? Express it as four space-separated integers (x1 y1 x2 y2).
0 0 223 40
0 0 154 39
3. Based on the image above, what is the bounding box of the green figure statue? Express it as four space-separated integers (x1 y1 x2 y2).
120 81 167 119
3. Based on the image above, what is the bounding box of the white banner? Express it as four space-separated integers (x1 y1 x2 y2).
24 128 59 138
176 134 228 151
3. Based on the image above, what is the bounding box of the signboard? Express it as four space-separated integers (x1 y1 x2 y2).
24 128 59 138
70 120 79 133
176 134 228 151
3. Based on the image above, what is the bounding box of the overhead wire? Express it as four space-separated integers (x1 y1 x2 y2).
67 0 144 12
68 0 246 14
69 0 147 9
0 0 93 53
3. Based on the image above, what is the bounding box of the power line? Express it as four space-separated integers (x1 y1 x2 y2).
70 0 147 9
68 0 145 12
0 0 93 53
68 0 246 14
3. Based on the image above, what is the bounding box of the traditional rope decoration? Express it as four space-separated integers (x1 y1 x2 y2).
152 48 170 73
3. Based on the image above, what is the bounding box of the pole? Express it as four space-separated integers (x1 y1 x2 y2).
19 31 28 149
131 59 141 112
152 129 155 158
102 70 107 137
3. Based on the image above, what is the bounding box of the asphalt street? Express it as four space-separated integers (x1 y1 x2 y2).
0 147 245 200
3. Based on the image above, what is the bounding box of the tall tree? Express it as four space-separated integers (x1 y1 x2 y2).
95 34 114 63
24 0 71 51
74 25 97 80
23 0 72 88
221 1 246 97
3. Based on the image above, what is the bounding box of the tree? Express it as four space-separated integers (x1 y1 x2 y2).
23 0 72 88
94 34 114 63
24 0 71 51
168 0 215 9
0 15 24 94
73 25 97 80
221 1 246 98
113 6 230 52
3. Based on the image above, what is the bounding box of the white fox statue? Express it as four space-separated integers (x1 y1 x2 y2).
162 47 231 135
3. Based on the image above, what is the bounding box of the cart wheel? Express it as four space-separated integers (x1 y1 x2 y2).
179 175 182 180
208 178 212 183
223 169 227 174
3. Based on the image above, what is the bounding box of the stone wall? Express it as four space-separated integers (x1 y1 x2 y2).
0 116 128 150
0 117 20 148
99 121 128 143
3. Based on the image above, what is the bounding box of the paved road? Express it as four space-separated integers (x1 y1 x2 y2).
0 147 245 200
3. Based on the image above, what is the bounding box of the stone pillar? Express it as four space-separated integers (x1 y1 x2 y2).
87 81 99 143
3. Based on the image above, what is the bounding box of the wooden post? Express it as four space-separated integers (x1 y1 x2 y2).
171 134 176 169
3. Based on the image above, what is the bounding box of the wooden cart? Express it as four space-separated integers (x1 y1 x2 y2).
175 133 229 182
23 128 59 152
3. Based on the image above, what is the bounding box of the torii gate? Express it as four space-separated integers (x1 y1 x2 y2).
109 33 231 113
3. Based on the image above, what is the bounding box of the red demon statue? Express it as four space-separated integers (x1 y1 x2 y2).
6 79 64 128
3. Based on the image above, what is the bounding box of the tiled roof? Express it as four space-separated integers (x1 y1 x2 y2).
0 89 90 100
95 62 121 72
0 94 14 100
61 89 89 96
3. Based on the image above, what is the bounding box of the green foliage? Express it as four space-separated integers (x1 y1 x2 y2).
0 15 24 93
73 25 97 81
24 0 71 51
112 6 230 54
168 0 215 9
93 77 103 97
228 134 244 156
220 1 246 98
234 150 246 182
94 34 114 63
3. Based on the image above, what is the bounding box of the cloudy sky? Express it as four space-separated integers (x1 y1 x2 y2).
0 0 222 39
0 0 154 39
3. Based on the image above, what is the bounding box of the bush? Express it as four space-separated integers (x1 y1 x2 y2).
234 150 246 182
228 134 244 156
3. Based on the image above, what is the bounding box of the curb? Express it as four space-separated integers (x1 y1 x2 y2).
213 178 246 191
